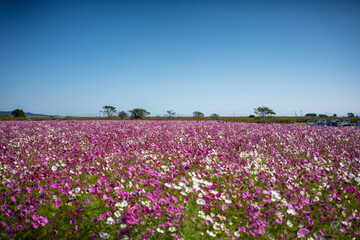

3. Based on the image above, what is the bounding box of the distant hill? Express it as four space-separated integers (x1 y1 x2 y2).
0 111 51 117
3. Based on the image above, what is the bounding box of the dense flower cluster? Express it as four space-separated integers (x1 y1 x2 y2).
1 120 360 239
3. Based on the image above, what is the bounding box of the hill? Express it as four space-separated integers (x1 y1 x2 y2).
0 111 50 117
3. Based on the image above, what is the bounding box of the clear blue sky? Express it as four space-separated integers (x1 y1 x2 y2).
1 0 359 117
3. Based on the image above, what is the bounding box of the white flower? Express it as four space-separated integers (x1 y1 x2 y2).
114 210 121 218
271 190 281 201
106 217 114 225
121 236 129 240
156 228 164 233
120 224 127 229
197 198 206 205
234 231 240 237
287 208 297 215
205 215 213 223
120 200 128 207
51 165 57 171
206 230 216 237
169 227 176 232
213 223 221 230
287 220 293 228
75 187 81 193
100 232 109 239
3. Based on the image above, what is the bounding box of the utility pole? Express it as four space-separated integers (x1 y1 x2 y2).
295 111 297 117
234 110 235 117
301 110 302 117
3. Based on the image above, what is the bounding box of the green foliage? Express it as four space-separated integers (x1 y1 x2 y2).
347 112 355 118
129 108 150 119
318 114 328 118
12 108 25 117
166 110 176 118
118 111 128 119
101 105 117 118
254 106 276 117
249 115 255 118
193 111 204 118
209 113 219 119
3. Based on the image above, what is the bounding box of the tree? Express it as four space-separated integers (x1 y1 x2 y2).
129 108 150 119
193 111 204 118
347 112 355 118
118 111 128 119
333 113 337 117
101 105 117 118
12 109 25 118
210 113 219 119
166 110 176 118
254 106 276 117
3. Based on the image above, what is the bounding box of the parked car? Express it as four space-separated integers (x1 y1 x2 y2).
327 119 341 126
306 120 315 125
341 119 352 126
316 119 326 126
356 121 360 127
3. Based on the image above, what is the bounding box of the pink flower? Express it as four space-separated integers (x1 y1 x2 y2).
339 228 347 233
55 198 61 208
298 228 309 238
26 187 33 194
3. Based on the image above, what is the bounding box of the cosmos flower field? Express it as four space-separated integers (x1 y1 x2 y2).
1 121 360 240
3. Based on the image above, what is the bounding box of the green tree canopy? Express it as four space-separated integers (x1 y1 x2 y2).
118 111 128 119
12 109 25 118
193 111 204 118
347 112 355 118
210 113 219 119
166 110 176 118
254 106 276 117
129 108 150 119
101 105 117 118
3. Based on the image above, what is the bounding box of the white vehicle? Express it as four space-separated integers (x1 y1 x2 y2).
327 119 341 126
341 119 352 126
306 120 315 125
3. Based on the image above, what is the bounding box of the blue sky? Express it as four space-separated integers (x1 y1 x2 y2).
1 0 359 117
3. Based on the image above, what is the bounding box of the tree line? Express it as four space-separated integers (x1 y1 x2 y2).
9 106 357 119
101 106 278 119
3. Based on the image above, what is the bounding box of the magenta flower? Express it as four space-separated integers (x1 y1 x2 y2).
55 198 61 208
298 228 309 238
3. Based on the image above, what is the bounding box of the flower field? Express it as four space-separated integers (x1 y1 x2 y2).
1 120 360 240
